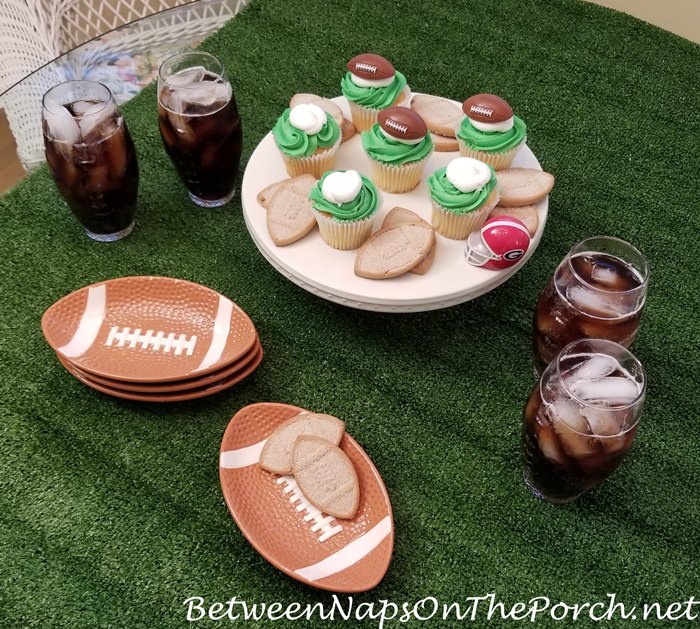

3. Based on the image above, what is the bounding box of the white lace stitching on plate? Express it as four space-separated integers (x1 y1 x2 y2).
276 475 343 542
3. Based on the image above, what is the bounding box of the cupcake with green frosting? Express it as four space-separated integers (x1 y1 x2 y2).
272 103 341 178
456 93 527 170
361 106 433 193
428 157 500 240
341 53 410 133
309 170 379 249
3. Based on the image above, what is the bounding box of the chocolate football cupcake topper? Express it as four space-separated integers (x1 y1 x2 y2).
347 53 395 87
377 106 427 145
462 94 514 132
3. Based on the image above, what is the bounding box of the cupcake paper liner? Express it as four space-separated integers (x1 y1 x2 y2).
369 151 432 194
431 187 500 240
280 138 341 179
347 87 411 133
456 137 525 171
312 209 375 250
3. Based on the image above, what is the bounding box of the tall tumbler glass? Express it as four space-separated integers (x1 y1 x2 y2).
533 236 649 373
522 338 646 503
42 81 139 242
158 51 243 207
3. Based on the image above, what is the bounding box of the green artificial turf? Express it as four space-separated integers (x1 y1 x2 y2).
1 0 700 626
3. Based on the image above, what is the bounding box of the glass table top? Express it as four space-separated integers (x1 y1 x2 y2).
1 0 247 169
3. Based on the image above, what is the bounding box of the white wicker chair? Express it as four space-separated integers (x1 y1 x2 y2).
0 0 247 170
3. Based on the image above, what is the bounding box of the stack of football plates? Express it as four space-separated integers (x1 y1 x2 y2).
41 276 262 402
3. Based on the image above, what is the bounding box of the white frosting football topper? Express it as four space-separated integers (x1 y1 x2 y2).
322 170 363 205
379 126 423 145
446 157 492 192
289 103 326 135
469 117 514 132
350 74 394 88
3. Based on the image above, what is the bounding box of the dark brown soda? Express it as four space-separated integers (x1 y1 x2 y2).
533 253 644 370
158 78 242 202
522 384 637 502
44 115 139 236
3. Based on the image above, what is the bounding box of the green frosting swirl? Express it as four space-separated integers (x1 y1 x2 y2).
340 71 407 108
361 124 433 165
309 172 379 221
428 165 497 214
456 115 526 153
272 108 340 157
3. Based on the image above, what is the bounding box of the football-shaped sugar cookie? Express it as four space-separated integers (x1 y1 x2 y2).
430 132 459 152
355 223 434 279
258 411 345 474
495 168 555 207
292 436 360 520
381 207 436 274
462 94 513 123
488 204 539 237
346 53 394 80
410 94 462 137
378 106 427 141
263 174 318 246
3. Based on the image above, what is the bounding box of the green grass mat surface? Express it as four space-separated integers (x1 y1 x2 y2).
1 0 700 626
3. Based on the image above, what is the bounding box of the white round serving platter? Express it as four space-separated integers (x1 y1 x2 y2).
241 95 548 313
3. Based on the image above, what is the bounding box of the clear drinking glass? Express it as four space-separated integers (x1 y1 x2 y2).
533 236 649 373
522 338 646 503
157 51 243 207
42 81 139 241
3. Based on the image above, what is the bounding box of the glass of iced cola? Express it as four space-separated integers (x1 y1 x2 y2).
158 51 242 207
522 338 646 503
42 81 139 241
533 236 649 373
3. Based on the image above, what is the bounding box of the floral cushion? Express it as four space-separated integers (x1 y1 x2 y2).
63 39 201 105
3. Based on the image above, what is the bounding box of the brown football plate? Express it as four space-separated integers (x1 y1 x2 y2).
59 345 263 402
219 402 394 592
346 53 394 80
57 338 261 393
462 93 513 123
378 106 427 141
42 276 257 383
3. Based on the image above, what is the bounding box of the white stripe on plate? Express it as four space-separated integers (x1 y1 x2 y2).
220 439 267 469
58 284 107 358
195 296 234 372
294 515 392 582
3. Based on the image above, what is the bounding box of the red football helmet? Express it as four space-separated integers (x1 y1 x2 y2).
465 216 531 270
